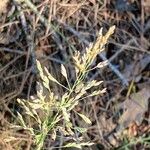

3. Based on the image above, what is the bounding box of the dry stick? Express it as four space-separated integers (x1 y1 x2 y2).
0 47 64 64
15 0 67 64
0 68 32 104
0 47 26 55
110 41 150 54
14 0 56 32
27 74 34 99
0 55 23 73
108 39 134 63
14 0 36 73
14 0 71 50
4 68 31 81
0 21 19 29
99 54 128 86
15 0 128 86
15 1 37 98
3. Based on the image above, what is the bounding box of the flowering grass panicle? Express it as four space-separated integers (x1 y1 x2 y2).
16 26 115 150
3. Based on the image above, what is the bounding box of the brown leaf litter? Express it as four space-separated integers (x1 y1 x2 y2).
0 0 9 15
118 87 150 128
106 87 150 147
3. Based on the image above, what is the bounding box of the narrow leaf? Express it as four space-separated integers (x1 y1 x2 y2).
77 113 92 124
62 108 70 122
44 67 59 83
17 112 26 127
61 64 68 79
64 142 81 149
74 127 87 133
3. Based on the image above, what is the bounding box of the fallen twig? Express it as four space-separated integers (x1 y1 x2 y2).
14 0 37 73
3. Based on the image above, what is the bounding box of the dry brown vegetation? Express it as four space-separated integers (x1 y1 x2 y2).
0 0 150 149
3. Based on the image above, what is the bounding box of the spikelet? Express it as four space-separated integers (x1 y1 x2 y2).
73 26 115 74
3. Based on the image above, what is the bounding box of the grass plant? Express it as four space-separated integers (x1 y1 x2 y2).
16 26 115 149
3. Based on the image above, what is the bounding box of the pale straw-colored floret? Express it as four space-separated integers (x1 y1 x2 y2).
73 26 115 74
